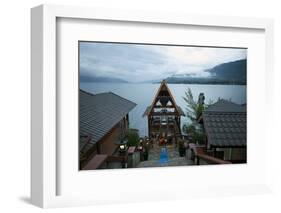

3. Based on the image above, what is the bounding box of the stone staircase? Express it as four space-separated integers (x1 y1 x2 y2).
137 144 194 168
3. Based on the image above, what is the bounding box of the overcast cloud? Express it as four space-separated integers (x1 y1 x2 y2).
80 42 247 82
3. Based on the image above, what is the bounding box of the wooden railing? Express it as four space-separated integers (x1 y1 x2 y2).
189 144 231 165
82 154 128 170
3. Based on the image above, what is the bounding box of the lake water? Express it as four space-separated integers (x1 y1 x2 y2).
80 83 246 137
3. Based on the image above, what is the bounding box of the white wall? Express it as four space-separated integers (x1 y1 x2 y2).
0 0 280 212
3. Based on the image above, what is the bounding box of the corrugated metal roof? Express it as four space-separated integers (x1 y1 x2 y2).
80 90 137 144
202 100 246 147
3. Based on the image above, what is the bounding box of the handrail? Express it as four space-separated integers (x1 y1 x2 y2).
189 143 231 165
82 154 127 170
197 151 232 164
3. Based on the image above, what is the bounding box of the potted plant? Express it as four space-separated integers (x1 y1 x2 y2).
178 138 186 157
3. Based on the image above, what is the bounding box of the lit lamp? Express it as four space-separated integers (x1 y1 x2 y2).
119 144 126 151
145 138 149 144
138 139 143 151
115 140 128 154
145 138 150 150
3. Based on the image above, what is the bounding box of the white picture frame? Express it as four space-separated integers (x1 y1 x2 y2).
31 4 274 208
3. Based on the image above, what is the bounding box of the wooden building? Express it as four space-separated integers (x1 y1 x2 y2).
198 99 247 163
79 90 136 169
143 80 185 142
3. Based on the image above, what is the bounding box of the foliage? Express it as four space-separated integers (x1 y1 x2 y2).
126 129 140 147
182 88 204 121
178 138 186 156
183 124 206 145
182 88 213 145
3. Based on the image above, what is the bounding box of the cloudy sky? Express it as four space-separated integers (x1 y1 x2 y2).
79 42 247 83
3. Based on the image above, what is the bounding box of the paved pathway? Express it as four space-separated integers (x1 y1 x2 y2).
137 144 194 168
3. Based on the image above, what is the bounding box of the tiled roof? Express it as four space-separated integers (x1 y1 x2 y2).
80 90 137 144
205 99 246 113
202 99 246 147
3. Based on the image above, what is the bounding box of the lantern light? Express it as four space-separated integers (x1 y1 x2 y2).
115 139 128 153
120 144 126 150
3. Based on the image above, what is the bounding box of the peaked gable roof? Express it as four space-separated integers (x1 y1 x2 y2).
80 90 137 144
145 80 184 116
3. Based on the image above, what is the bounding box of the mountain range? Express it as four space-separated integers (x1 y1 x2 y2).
80 59 246 85
165 59 247 85
80 74 128 83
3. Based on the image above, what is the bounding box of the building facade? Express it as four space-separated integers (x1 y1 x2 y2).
143 80 185 143
198 99 247 163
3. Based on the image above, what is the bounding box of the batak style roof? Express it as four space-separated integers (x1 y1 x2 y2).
143 80 185 117
80 90 137 144
202 99 246 147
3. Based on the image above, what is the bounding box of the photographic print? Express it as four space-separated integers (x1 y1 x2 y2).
79 42 247 170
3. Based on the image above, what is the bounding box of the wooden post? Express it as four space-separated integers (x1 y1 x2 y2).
126 114 129 129
147 116 151 138
96 142 101 154
197 156 200 165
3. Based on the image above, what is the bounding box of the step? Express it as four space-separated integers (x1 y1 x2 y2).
137 157 195 168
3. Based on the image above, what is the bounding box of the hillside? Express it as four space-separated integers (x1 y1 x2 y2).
166 59 247 85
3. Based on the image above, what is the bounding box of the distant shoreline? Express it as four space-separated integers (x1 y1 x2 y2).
154 82 246 85
81 81 246 86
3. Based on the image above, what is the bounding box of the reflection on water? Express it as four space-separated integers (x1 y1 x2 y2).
80 83 246 136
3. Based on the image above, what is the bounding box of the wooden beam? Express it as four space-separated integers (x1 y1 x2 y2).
150 112 179 116
147 80 180 116
153 106 177 108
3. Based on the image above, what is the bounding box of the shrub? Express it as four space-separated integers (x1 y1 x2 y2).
183 124 205 145
178 138 186 157
126 129 140 147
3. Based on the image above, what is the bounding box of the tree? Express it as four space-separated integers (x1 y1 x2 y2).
182 88 213 145
182 88 205 121
126 129 140 147
182 124 205 145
